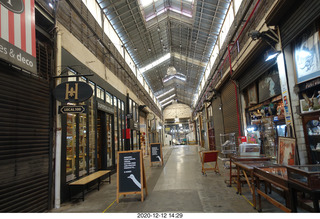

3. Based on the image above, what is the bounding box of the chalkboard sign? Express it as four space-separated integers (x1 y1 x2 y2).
150 143 163 166
117 150 147 203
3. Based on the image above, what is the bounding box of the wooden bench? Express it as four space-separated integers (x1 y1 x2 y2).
69 170 111 201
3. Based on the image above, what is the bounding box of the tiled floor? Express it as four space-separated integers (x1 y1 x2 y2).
51 145 290 213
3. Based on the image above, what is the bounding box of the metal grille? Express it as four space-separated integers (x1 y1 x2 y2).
221 80 240 142
211 97 224 151
0 64 50 212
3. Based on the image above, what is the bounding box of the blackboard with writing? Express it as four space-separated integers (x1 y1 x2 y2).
150 143 163 166
117 150 147 203
118 151 141 192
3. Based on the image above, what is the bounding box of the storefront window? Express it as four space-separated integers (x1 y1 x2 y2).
114 97 118 162
79 112 87 177
121 101 125 150
89 81 96 173
66 113 76 182
118 99 122 150
97 86 104 100
106 91 112 105
106 114 113 167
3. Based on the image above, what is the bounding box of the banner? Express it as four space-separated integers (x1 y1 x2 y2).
0 0 37 73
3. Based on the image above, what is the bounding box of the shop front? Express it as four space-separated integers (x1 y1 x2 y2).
240 64 284 159
59 49 126 202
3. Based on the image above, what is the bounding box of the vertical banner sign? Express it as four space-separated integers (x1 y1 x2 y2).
0 0 37 73
117 150 147 203
150 143 163 166
277 53 293 127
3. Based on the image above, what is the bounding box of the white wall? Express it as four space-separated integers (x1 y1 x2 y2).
163 103 192 119
58 22 145 106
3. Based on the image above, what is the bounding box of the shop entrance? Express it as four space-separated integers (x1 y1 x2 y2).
97 111 114 170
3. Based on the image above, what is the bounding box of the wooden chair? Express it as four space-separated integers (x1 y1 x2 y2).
201 150 220 176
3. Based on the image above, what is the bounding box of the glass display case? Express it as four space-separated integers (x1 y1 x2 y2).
287 165 320 190
302 114 320 164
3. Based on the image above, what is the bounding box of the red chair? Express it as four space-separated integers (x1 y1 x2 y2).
201 150 220 176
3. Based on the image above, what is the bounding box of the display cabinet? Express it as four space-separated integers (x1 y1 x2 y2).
302 113 320 164
287 165 320 212
287 165 320 190
254 166 290 212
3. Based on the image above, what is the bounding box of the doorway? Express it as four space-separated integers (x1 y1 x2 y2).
97 110 114 170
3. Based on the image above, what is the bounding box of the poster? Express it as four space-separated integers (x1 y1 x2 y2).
294 26 320 83
278 137 296 165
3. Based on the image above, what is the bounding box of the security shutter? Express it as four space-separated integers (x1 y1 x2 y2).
0 64 50 212
212 97 224 151
238 54 276 91
221 81 240 141
280 0 320 48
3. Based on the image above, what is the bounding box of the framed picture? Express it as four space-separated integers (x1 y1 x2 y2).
300 98 320 113
248 83 258 105
294 26 320 84
278 137 296 165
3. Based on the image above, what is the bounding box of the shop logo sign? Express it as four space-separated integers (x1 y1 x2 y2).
0 0 36 73
0 0 24 13
53 82 93 103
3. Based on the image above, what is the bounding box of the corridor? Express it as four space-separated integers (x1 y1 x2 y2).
51 145 281 213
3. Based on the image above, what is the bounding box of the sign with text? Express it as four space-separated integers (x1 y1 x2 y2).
53 82 93 103
150 143 163 166
117 150 147 203
59 105 87 114
0 0 37 73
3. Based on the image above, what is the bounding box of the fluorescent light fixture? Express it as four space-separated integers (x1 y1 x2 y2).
161 100 174 107
49 3 54 8
156 88 175 99
160 94 176 104
139 53 170 73
265 51 280 61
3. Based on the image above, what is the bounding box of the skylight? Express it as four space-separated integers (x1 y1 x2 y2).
141 0 159 8
139 53 171 73
140 0 194 22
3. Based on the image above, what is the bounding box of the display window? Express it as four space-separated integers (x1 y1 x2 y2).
66 112 76 182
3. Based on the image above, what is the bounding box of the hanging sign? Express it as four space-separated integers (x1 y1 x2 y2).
0 0 37 74
117 150 147 203
150 143 163 167
53 81 93 103
58 105 87 114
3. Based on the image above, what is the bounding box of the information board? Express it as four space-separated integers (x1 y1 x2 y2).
150 143 163 166
117 150 147 203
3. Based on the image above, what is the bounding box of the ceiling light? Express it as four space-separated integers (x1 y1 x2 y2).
265 50 280 61
161 100 174 107
139 53 170 73
156 88 175 99
159 94 176 104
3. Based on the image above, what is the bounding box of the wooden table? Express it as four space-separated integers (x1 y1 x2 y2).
254 166 291 212
233 160 278 209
